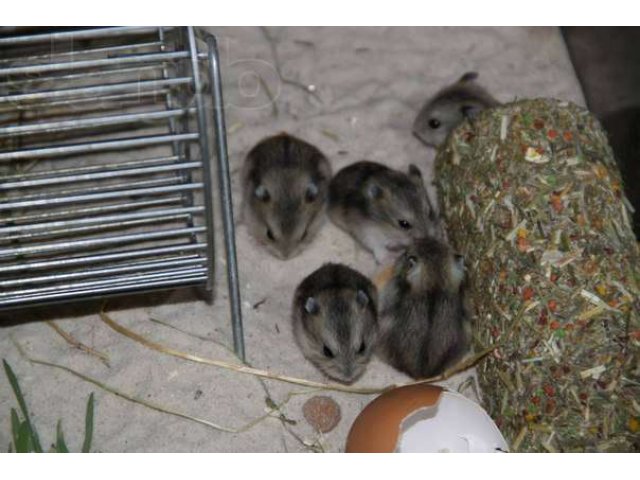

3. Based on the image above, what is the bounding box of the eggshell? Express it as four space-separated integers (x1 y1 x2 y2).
345 384 509 453
346 384 443 452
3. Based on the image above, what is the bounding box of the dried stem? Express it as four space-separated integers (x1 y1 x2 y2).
259 26 322 103
145 315 318 450
149 316 231 350
12 338 300 435
100 311 495 395
47 321 110 368
257 74 279 117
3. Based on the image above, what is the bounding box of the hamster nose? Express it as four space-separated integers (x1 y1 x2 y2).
386 239 410 252
278 242 298 260
342 366 356 383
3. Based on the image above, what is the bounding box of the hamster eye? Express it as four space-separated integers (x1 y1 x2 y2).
406 255 418 269
266 228 275 241
358 342 366 355
323 345 334 358
428 118 441 129
398 219 412 230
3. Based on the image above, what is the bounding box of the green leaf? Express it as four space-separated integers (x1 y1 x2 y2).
3 359 43 453
82 393 94 453
10 408 20 449
15 421 32 453
55 420 69 453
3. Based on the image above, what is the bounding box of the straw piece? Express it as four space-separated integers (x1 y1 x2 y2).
99 311 496 395
46 321 110 368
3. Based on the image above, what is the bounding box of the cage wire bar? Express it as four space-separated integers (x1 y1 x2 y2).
0 26 245 359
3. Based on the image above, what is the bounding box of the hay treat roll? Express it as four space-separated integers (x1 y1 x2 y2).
435 98 640 452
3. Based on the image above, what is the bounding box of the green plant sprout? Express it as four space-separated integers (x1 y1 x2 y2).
3 359 94 453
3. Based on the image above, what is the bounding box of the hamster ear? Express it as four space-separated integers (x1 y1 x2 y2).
408 164 422 179
367 183 383 200
460 105 480 120
408 164 426 188
254 185 270 202
305 182 319 202
304 297 319 315
458 71 479 83
450 254 465 288
355 289 369 307
405 257 424 291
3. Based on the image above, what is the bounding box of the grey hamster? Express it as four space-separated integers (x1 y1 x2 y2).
292 263 378 384
242 133 332 260
413 72 500 148
328 161 441 263
377 236 471 379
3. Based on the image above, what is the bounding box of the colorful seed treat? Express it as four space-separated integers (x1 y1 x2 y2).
435 98 640 452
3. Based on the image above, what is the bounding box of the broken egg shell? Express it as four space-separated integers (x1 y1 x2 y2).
345 384 508 453
346 384 443 452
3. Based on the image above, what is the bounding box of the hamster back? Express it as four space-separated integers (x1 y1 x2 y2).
242 133 332 259
292 263 379 384
378 237 471 379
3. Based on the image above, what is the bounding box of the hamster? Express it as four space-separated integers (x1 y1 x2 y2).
377 236 471 379
413 72 500 148
242 133 332 260
328 161 441 263
292 263 379 384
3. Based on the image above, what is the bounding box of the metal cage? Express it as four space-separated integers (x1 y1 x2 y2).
0 26 245 358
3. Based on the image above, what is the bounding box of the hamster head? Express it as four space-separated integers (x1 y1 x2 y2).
249 169 328 259
413 72 499 148
292 264 378 384
295 288 378 383
244 134 331 259
390 236 465 295
364 164 440 248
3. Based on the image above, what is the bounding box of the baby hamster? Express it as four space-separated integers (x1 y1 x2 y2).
292 263 378 384
242 133 332 260
377 236 471 379
328 161 440 263
413 72 500 148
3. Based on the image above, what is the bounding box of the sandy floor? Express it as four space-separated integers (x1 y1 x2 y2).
0 27 584 452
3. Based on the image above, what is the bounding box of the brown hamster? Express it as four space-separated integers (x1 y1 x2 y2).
292 263 378 384
413 72 500 148
328 161 441 263
377 236 471 379
242 133 332 259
